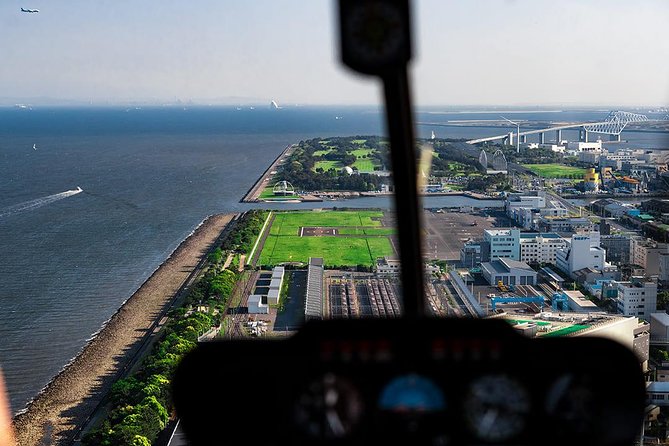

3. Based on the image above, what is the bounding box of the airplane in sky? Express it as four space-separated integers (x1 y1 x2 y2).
21 8 39 13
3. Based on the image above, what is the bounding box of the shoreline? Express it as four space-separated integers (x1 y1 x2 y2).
12 213 236 446
241 144 296 202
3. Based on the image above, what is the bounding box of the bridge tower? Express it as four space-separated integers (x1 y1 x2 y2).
555 129 562 143
579 127 589 142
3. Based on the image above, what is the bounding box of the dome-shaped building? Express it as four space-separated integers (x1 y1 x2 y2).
273 180 295 196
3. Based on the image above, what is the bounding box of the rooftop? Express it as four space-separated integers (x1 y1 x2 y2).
481 258 535 274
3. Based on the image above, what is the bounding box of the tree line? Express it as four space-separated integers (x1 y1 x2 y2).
82 214 255 445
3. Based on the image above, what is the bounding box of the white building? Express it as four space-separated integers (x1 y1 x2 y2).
651 312 669 344
561 290 602 313
377 256 401 275
248 295 269 314
518 233 566 265
616 278 658 321
267 266 285 305
484 228 521 260
631 238 668 277
567 141 602 152
481 258 537 287
660 252 669 283
556 232 607 279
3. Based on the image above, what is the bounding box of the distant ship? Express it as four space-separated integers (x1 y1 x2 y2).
270 100 279 109
335 116 343 120
431 130 436 140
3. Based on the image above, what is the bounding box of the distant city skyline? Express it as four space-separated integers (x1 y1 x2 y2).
1 0 668 107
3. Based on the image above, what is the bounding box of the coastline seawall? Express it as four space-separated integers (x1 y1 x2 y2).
12 213 236 446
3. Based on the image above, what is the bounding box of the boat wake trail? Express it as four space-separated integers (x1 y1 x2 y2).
0 187 83 219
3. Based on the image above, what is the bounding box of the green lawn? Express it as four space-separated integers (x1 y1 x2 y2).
353 159 376 172
541 324 590 337
337 227 395 236
259 211 393 266
313 149 333 157
351 139 367 144
523 164 586 178
258 186 298 200
314 160 342 172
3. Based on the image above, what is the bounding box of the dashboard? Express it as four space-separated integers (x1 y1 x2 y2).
173 318 645 446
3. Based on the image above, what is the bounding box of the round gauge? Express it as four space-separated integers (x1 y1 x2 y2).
463 374 531 442
545 374 594 434
294 373 363 439
378 373 446 413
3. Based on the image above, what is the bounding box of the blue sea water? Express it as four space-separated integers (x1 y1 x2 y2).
0 106 666 413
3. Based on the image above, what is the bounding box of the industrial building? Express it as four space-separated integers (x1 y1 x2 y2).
484 228 520 260
616 278 658 321
305 258 324 320
518 232 566 265
481 258 537 286
555 232 608 279
494 311 649 370
248 295 269 314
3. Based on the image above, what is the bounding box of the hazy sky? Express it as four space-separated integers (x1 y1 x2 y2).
1 0 668 106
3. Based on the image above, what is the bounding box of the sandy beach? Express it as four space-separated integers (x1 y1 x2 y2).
12 213 235 446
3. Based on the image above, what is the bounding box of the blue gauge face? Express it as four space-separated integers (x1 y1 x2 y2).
378 374 445 413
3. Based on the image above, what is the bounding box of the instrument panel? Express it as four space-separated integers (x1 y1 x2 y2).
173 318 645 446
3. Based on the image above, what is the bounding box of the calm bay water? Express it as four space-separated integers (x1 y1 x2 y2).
0 106 665 413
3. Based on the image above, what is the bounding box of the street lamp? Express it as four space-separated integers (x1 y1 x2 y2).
501 116 520 153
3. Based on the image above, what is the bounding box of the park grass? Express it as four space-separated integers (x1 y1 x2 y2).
338 227 395 236
314 160 342 172
259 211 392 266
258 186 298 200
313 149 333 157
353 159 376 172
351 139 367 144
523 163 586 178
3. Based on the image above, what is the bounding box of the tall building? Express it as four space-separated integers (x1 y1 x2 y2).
616 278 658 321
484 228 520 260
600 235 631 265
631 237 669 276
555 232 607 279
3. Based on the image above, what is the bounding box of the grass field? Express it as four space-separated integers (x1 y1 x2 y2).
312 146 380 173
314 160 342 172
351 139 367 144
258 186 298 200
523 164 586 178
259 211 394 266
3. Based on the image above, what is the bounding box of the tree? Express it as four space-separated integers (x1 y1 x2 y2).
131 436 151 446
658 291 669 311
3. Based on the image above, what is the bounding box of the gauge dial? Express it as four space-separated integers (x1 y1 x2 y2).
463 374 531 442
545 374 595 434
294 373 363 439
378 373 445 413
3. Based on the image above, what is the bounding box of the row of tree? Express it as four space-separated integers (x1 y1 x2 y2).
220 210 267 254
82 216 250 445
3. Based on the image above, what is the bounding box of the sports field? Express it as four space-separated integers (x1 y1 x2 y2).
258 211 395 266
523 163 586 178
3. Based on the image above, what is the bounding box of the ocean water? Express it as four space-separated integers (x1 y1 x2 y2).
0 106 666 413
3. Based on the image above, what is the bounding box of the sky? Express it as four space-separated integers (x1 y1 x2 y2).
1 0 668 107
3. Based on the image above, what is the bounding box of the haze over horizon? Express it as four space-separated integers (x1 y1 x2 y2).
1 0 668 107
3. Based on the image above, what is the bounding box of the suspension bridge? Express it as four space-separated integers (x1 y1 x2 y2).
421 111 650 145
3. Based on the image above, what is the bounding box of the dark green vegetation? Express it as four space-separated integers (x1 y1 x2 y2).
220 210 268 255
523 163 586 179
259 210 395 268
82 213 262 446
274 136 389 192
